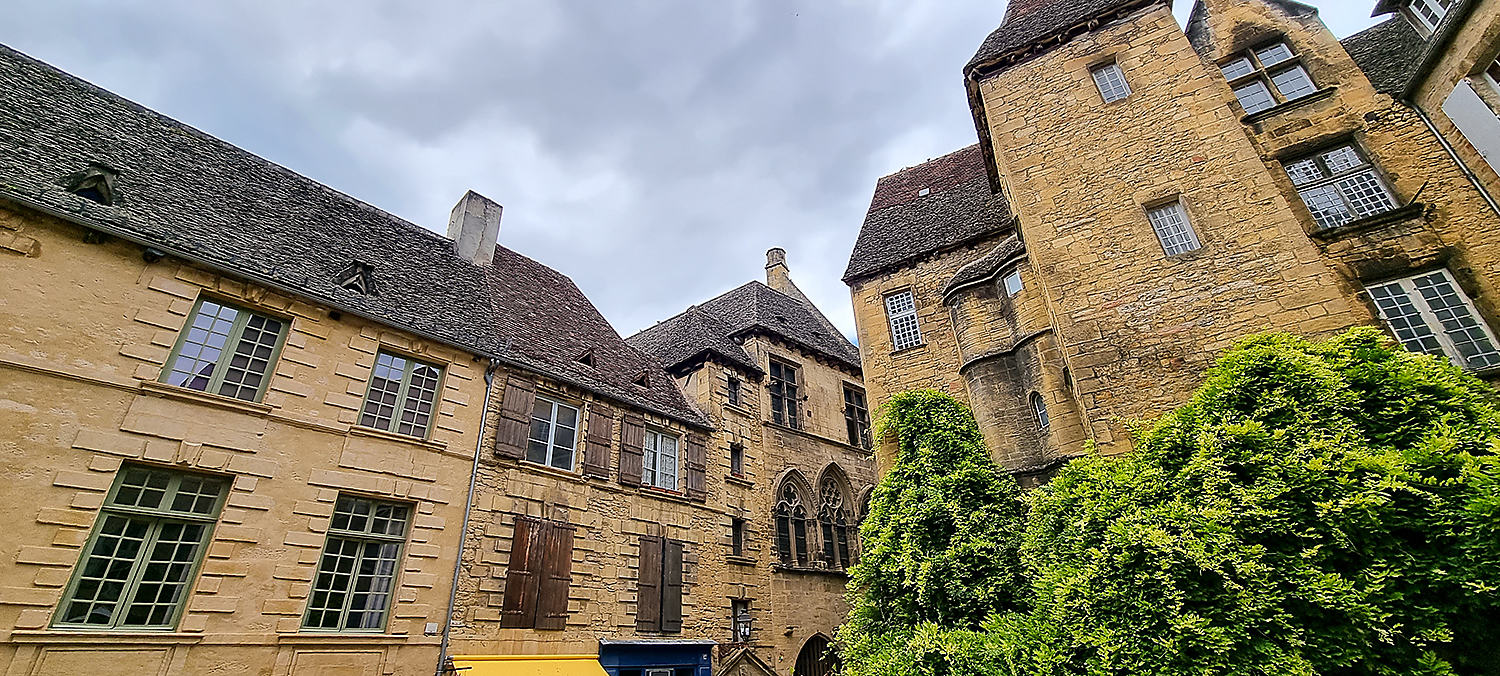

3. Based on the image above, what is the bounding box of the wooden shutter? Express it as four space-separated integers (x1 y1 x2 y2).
684 433 707 502
499 516 541 628
661 539 684 633
534 522 576 630
776 516 792 564
582 404 615 478
636 535 662 632
495 375 538 460
619 414 646 487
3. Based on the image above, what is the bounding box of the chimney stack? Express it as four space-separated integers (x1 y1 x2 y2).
447 191 503 266
766 247 791 290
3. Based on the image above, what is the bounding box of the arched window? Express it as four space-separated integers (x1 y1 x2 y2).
1031 392 1050 430
774 482 809 566
818 478 852 569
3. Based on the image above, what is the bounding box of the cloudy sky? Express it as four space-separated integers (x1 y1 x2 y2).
5 1 1381 342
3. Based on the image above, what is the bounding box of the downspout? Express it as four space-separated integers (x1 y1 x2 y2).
437 358 500 675
1409 103 1500 218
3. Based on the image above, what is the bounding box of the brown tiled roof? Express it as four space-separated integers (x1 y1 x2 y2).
0 42 706 428
843 145 1014 283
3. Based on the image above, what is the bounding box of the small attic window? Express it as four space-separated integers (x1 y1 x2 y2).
60 163 120 206
336 261 378 296
632 372 650 388
575 350 595 368
918 188 931 197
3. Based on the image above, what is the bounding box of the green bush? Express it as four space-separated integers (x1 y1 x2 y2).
839 328 1500 676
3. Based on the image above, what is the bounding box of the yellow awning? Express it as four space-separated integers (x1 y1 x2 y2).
452 655 610 676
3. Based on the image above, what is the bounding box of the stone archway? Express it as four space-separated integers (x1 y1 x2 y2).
793 634 840 676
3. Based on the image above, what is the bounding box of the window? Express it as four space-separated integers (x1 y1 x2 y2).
56 466 226 629
817 479 853 570
642 429 680 490
1219 41 1317 114
1002 269 1024 296
636 536 684 633
1090 62 1132 103
884 291 923 351
527 395 580 471
1407 0 1454 33
1283 144 1398 229
731 518 746 557
162 298 287 402
1146 202 1202 256
359 352 443 438
729 442 745 477
303 496 410 631
498 517 575 630
1367 269 1500 371
726 375 742 407
774 482 810 566
843 385 871 449
769 359 800 429
1031 392 1050 431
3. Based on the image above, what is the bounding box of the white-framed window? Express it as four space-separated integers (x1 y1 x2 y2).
885 291 922 351
1030 392 1050 430
1090 63 1132 103
527 395 580 471
1283 144 1398 229
642 429 679 490
1219 41 1317 114
1002 269 1024 296
1407 0 1454 33
1367 269 1500 371
1145 202 1202 256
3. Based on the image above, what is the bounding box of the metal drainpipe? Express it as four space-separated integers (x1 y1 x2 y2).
437 358 500 676
1409 102 1500 218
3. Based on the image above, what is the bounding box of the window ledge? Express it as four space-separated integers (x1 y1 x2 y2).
277 633 414 644
637 486 694 505
516 459 589 484
1308 202 1426 241
726 555 757 566
889 343 928 357
139 380 273 416
763 421 872 454
770 564 850 578
10 630 205 644
1241 86 1338 124
725 475 755 488
723 402 754 417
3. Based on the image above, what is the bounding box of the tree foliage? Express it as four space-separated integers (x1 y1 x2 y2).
839 328 1500 676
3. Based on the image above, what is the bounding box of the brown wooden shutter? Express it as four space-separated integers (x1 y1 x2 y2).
619 414 646 487
661 539 684 633
534 522 576 630
635 535 662 632
684 433 707 502
495 375 538 460
582 403 615 478
499 516 541 628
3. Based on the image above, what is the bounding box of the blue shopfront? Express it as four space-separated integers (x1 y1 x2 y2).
598 639 715 676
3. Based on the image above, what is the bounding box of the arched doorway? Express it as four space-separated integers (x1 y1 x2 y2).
794 634 841 676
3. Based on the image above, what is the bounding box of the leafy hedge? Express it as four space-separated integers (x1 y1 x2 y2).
838 328 1500 676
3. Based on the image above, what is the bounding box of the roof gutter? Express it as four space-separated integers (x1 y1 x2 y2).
1 191 711 430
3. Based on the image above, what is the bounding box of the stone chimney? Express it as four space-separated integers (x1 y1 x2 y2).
447 191 503 266
765 248 815 307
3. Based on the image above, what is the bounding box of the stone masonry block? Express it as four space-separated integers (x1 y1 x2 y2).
52 470 111 492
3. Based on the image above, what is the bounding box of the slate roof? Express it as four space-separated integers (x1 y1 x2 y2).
965 0 1156 73
942 234 1025 298
1340 17 1426 96
628 282 862 376
0 43 705 428
843 145 1014 283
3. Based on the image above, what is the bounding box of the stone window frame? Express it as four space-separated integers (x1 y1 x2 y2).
1365 268 1500 372
1030 392 1050 431
1002 267 1024 297
160 295 290 403
726 374 743 408
1281 141 1400 230
773 476 812 567
357 350 446 440
1143 198 1203 257
53 464 229 631
527 393 582 472
301 493 412 633
1217 39 1318 115
641 427 681 491
768 358 802 430
816 475 854 570
842 383 871 449
730 517 747 557
729 441 745 478
883 289 924 352
1089 61 1132 104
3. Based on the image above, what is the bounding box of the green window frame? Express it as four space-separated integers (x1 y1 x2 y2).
302 495 411 632
162 297 288 402
54 465 228 630
359 351 445 439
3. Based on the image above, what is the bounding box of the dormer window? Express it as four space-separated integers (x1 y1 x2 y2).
1407 0 1454 33
60 163 119 205
1219 41 1317 115
336 261 378 296
632 372 650 388
575 350 595 368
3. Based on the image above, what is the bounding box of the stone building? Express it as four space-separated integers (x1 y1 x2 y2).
626 250 876 676
845 0 1500 481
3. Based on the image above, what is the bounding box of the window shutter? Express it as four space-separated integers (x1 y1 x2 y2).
776 516 792 564
499 516 540 628
636 535 662 632
534 522 576 630
684 433 707 502
495 375 538 460
582 404 615 478
661 539 684 633
619 414 646 487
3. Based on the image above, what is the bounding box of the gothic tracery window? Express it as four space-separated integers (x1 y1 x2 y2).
774 482 809 566
818 478 852 569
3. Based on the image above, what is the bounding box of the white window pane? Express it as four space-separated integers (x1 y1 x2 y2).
1254 43 1294 67
1335 170 1396 218
885 291 922 350
1146 203 1201 256
1270 66 1316 100
1409 0 1451 32
659 436 678 490
1412 272 1500 369
1234 80 1275 113
1091 64 1131 103
1220 57 1254 80
1297 184 1356 229
1284 157 1325 186
884 291 913 315
1003 270 1023 296
1368 281 1448 358
1321 146 1363 173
